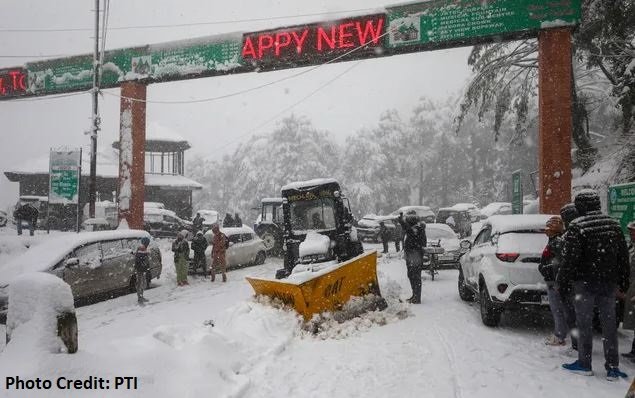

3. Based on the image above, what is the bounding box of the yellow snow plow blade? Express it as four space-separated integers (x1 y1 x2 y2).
246 251 381 321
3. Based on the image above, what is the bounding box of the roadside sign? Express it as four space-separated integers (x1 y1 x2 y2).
49 149 81 204
512 170 523 214
608 182 635 243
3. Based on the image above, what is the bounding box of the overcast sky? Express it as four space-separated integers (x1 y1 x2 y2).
0 0 472 208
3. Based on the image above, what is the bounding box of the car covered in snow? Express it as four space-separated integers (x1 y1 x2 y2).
436 207 472 238
356 214 400 243
425 223 461 267
143 207 193 238
0 230 162 323
457 214 551 327
452 203 481 222
479 202 512 219
390 206 436 224
201 226 267 270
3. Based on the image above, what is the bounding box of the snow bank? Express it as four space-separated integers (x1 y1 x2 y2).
298 232 330 258
5 273 74 354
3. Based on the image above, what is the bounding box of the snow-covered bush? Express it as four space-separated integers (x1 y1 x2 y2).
6 272 77 354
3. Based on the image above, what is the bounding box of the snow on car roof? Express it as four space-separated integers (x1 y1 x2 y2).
485 215 554 234
437 207 465 212
205 226 255 237
0 230 151 285
452 203 477 210
281 178 338 191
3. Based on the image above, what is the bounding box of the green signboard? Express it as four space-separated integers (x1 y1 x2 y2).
608 182 635 243
25 35 245 96
512 170 523 214
49 149 81 205
386 0 581 49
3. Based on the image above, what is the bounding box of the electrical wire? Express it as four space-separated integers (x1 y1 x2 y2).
0 7 381 33
102 21 400 105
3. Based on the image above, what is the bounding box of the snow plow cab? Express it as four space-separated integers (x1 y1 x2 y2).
246 178 386 321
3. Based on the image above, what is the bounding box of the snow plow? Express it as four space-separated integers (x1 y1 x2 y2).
246 178 386 321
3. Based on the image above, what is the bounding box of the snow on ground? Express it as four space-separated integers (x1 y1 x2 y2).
0 239 633 397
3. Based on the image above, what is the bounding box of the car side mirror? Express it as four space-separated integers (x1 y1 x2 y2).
65 257 79 267
459 240 471 253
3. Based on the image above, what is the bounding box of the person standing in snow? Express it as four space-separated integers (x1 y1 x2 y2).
620 221 635 361
191 230 208 275
210 224 228 283
379 221 390 254
539 216 572 346
398 213 426 304
14 201 39 236
556 203 580 351
234 213 243 227
135 237 151 304
172 230 190 286
192 212 204 234
558 190 630 380
223 213 234 228
394 221 403 252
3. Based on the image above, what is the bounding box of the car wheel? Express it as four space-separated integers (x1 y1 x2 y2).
479 284 501 327
458 269 475 302
255 251 266 265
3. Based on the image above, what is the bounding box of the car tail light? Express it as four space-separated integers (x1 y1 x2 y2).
496 252 519 262
497 284 508 293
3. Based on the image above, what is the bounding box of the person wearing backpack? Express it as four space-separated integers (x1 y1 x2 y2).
210 224 228 282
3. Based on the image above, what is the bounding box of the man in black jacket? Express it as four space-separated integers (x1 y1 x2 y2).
558 190 630 380
379 221 390 254
398 213 426 304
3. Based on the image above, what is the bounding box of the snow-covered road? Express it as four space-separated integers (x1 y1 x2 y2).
1 241 633 398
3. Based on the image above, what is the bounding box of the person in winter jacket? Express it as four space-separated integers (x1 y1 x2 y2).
379 221 391 254
234 213 243 227
210 224 228 282
539 216 573 346
14 202 39 236
223 213 234 228
135 237 151 304
172 230 190 286
192 213 204 234
556 203 580 350
620 221 635 361
558 190 630 380
398 213 426 304
191 231 208 275
394 222 403 252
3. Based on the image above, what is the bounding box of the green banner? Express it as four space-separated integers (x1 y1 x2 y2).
512 170 523 214
26 35 244 95
49 149 81 205
608 182 635 243
386 0 581 49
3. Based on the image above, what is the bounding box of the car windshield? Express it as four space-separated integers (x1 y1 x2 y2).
290 198 336 232
426 227 456 240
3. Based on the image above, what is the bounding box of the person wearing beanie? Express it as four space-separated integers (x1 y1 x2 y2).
172 230 190 286
134 236 151 304
621 221 635 361
558 190 630 380
398 212 426 304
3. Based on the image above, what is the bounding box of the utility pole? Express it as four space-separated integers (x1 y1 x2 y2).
88 0 101 218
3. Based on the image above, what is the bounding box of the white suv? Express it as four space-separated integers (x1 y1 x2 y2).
457 215 551 326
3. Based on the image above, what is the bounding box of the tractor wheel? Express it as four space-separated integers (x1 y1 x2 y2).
261 231 277 252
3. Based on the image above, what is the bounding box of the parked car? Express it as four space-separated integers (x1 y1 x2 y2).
143 208 193 238
0 230 162 323
425 223 461 267
198 226 267 270
479 202 512 219
452 203 481 222
436 208 472 238
144 202 165 210
0 210 7 227
356 214 400 243
82 217 113 232
391 206 435 223
457 214 551 327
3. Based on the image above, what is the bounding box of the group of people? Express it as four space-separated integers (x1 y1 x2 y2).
222 213 243 228
13 201 39 236
538 190 633 381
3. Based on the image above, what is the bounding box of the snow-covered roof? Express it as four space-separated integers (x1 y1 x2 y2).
452 203 477 210
0 230 151 285
145 174 203 189
485 215 553 235
480 202 512 217
281 178 339 191
261 198 284 203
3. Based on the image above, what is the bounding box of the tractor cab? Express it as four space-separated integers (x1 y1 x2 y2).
277 178 362 279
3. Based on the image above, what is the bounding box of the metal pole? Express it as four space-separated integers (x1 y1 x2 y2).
88 0 101 218
77 148 82 233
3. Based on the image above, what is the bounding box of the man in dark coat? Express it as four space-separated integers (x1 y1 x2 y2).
192 213 204 234
134 237 151 304
394 221 403 252
14 202 39 236
379 221 390 254
234 213 243 227
191 231 208 275
222 213 234 228
398 213 426 304
558 190 630 380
